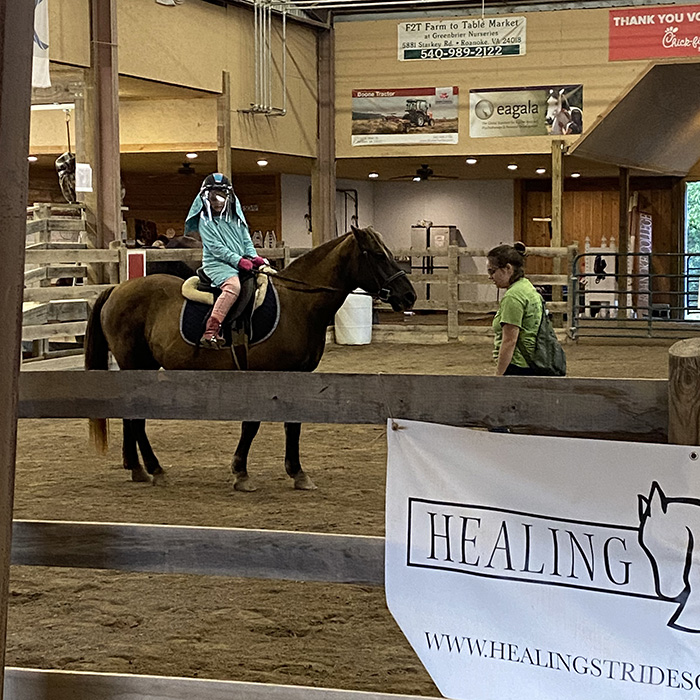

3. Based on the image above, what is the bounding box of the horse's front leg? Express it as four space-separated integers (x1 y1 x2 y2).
231 421 261 492
284 422 316 490
122 419 150 482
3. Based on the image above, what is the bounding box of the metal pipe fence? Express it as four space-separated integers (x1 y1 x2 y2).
570 252 700 339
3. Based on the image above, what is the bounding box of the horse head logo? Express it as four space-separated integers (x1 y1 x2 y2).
638 482 700 632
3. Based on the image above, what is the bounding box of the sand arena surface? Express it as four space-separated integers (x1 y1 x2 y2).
8 340 673 696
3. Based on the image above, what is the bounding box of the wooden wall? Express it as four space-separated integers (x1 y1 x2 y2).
518 176 682 306
121 171 281 240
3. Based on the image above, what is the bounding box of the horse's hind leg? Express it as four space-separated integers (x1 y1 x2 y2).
133 419 167 486
231 421 260 492
284 422 316 490
123 419 150 482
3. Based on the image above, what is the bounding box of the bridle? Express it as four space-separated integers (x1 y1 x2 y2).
362 250 408 302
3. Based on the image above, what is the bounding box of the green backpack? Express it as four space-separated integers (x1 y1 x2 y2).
518 297 567 377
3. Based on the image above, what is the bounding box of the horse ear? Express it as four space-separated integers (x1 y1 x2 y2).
649 481 667 515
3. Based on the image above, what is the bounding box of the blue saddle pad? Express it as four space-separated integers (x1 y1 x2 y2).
179 279 279 348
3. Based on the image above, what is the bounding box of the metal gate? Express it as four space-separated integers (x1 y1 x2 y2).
570 252 700 339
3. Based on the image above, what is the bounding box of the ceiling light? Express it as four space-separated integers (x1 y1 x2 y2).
27 155 38 162
536 167 546 175
571 172 581 178
507 163 518 171
185 152 198 159
368 172 379 179
466 157 478 165
412 176 421 182
257 159 268 167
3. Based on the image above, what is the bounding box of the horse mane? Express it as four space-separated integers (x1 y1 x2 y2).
283 231 354 276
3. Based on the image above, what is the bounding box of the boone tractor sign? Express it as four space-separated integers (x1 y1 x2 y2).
385 420 700 700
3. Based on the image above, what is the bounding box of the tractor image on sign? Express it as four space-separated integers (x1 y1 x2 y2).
403 98 434 127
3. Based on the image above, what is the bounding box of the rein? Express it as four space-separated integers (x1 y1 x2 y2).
257 259 407 301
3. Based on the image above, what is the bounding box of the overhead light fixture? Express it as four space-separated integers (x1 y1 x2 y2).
412 176 421 182
571 172 581 178
30 102 75 112
368 172 379 179
507 163 518 171
466 157 478 165
27 155 38 162
185 152 198 159
536 167 546 175
257 159 268 167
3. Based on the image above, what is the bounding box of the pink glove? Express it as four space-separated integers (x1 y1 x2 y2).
251 256 266 268
238 258 254 272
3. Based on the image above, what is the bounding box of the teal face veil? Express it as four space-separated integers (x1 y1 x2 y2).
184 173 247 234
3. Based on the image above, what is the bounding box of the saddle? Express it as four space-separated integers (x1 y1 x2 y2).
179 266 277 369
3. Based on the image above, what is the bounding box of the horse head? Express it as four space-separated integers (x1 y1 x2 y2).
638 482 693 601
350 225 416 312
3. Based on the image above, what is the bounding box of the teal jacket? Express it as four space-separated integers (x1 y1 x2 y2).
185 192 256 286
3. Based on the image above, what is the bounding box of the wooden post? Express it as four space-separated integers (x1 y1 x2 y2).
566 243 578 337
668 339 700 445
0 1 34 696
217 71 232 180
447 244 459 340
311 28 335 246
88 0 121 253
617 166 630 319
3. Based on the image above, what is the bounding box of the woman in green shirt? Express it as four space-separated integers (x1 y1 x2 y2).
488 242 543 376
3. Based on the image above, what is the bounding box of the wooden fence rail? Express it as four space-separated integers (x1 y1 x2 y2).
5 667 428 700
11 520 384 585
18 371 668 442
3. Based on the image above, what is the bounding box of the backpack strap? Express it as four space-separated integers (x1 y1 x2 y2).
515 296 546 369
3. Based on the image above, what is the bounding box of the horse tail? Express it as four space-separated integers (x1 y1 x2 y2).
85 286 115 454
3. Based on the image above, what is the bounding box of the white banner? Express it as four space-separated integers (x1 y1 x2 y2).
398 16 526 61
32 0 50 88
386 419 700 700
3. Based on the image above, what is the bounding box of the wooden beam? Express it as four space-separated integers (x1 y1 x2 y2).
89 0 121 249
5 667 427 700
11 520 384 584
216 71 232 179
18 371 668 442
311 28 335 246
0 1 34 696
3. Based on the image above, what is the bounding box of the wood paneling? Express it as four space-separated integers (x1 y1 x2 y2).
121 171 281 240
521 177 679 276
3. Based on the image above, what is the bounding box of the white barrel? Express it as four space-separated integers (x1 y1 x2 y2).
334 289 373 345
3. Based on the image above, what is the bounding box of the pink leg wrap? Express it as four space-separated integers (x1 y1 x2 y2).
210 276 241 323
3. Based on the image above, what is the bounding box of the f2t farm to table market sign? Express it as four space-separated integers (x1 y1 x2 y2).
398 16 526 61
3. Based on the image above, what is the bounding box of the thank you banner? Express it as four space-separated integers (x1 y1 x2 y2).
610 5 700 61
385 419 700 700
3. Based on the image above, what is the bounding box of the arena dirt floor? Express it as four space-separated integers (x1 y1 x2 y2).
8 338 676 697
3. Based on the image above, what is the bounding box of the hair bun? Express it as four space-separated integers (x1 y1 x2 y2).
513 242 527 256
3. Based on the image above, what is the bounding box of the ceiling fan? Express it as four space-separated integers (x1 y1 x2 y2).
390 163 457 182
178 161 196 175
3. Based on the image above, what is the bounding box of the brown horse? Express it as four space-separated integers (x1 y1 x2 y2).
85 226 416 491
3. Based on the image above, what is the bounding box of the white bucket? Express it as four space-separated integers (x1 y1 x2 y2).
334 289 372 345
